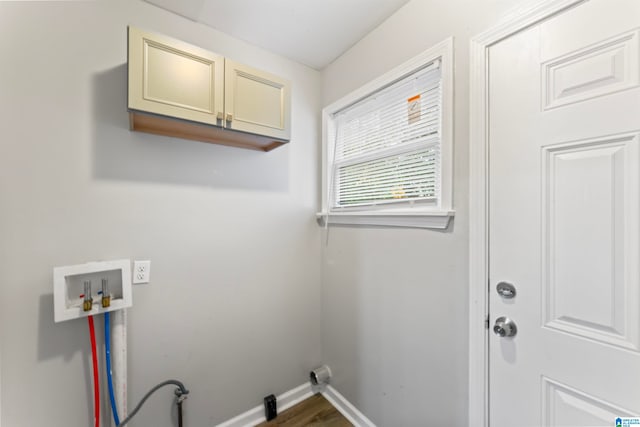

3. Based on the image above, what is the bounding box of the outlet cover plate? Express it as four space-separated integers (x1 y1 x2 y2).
133 260 150 284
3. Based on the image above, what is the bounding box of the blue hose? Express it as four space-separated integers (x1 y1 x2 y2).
105 312 120 426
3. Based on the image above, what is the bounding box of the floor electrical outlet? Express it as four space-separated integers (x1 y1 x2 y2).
133 260 150 284
264 394 277 421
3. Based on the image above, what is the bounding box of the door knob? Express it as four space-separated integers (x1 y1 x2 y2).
493 316 517 337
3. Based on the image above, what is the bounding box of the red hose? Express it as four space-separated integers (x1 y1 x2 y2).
88 316 100 427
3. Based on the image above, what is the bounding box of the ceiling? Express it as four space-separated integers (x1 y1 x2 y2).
143 0 411 70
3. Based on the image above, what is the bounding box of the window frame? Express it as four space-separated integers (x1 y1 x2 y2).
318 37 455 229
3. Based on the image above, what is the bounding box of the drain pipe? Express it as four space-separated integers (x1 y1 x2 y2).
309 365 332 386
111 309 128 426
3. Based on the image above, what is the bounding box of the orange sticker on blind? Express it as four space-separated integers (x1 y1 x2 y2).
407 94 421 124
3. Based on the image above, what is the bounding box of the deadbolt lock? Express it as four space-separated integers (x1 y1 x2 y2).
496 281 516 299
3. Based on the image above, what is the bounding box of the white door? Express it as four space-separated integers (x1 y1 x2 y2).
489 0 640 425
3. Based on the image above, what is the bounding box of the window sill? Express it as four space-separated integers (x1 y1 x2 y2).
315 210 454 230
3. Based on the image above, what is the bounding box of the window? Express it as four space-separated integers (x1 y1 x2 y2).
319 38 454 229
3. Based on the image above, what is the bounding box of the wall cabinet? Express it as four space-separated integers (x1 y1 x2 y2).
224 60 290 142
127 27 291 151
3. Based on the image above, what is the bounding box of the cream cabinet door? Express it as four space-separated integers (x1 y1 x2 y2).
224 59 291 141
128 27 224 126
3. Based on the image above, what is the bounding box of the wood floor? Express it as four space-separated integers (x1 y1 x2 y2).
255 394 352 427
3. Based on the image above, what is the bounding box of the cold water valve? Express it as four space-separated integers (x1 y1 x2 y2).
101 278 111 308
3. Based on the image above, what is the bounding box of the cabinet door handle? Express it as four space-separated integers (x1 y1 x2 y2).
216 112 223 121
225 113 233 122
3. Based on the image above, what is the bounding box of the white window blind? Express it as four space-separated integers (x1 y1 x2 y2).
330 61 441 209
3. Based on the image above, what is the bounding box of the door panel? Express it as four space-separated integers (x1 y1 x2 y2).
488 0 640 425
542 377 635 426
128 26 224 125
541 29 639 110
542 134 640 351
224 59 291 140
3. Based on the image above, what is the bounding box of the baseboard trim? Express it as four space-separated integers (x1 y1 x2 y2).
215 382 375 427
322 385 376 427
215 383 315 427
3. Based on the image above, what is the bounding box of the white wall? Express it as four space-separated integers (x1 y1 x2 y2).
0 1 321 425
320 1 528 425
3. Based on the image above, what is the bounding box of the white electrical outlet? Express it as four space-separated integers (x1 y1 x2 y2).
133 260 150 284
